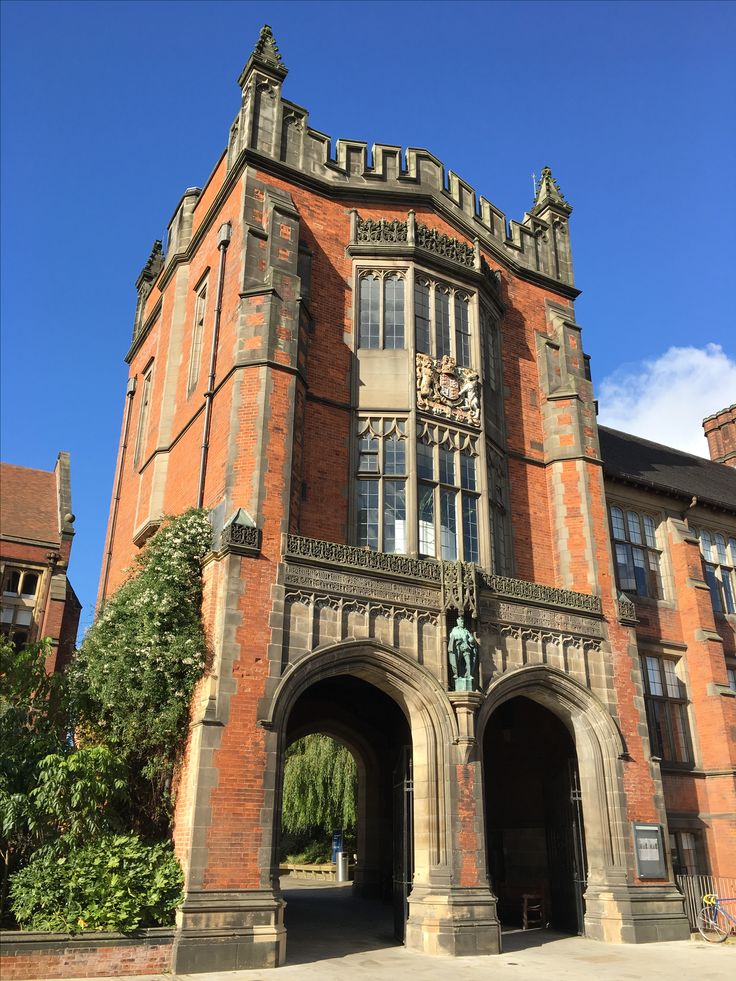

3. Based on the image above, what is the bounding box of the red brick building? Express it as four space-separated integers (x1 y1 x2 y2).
98 27 735 973
0 453 80 672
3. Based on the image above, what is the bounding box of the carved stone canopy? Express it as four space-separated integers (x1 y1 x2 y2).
221 508 261 556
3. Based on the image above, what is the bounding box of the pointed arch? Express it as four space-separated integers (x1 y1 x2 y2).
478 664 629 887
261 640 459 881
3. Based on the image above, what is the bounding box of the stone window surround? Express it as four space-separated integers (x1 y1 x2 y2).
351 258 487 370
691 522 736 617
603 485 676 609
351 256 501 570
186 273 209 398
609 503 664 601
638 643 695 769
133 359 155 471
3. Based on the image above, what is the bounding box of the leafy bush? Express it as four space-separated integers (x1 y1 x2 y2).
11 835 183 933
28 747 128 850
1 637 68 920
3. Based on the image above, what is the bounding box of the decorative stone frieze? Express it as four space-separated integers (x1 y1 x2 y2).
480 597 605 638
220 508 261 556
477 570 603 615
283 564 439 608
415 222 475 267
356 216 408 244
284 534 441 582
617 592 638 624
416 353 481 427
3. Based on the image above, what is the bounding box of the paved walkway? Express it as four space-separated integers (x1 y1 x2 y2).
89 880 736 981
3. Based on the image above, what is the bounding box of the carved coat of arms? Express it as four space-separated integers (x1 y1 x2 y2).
416 353 481 427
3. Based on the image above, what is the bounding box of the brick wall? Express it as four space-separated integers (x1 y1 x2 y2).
0 930 173 980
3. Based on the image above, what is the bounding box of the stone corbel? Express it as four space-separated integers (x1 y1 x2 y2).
449 690 484 764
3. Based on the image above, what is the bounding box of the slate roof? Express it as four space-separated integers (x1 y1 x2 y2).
599 427 736 513
0 464 60 544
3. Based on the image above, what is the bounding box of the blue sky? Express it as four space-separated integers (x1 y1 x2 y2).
1 0 735 636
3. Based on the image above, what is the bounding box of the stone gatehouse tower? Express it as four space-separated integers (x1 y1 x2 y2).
100 26 736 973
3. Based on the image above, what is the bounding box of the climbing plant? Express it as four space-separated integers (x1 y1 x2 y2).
71 508 212 833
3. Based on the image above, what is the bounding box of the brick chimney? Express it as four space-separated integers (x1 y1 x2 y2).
703 404 736 467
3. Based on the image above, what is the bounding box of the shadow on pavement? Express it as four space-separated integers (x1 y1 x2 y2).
282 882 399 966
501 927 576 952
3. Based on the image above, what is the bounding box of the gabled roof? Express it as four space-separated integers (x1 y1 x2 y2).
0 463 60 545
599 426 736 513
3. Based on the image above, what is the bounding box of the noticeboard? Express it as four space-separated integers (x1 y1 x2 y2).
632 823 666 879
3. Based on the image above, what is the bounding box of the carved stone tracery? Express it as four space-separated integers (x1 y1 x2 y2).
356 217 408 244
415 223 475 267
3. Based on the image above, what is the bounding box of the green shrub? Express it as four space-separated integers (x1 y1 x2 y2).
10 835 183 933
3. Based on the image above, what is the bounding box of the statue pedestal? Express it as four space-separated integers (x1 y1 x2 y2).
452 677 476 692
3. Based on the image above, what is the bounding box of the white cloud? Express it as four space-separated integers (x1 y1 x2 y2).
597 343 736 457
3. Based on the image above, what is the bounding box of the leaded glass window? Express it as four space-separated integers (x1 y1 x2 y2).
355 419 407 553
609 505 663 599
358 271 406 349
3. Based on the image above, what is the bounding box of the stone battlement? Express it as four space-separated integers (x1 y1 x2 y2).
221 27 575 290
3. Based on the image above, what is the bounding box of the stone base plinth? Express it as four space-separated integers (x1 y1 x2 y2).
584 883 690 943
171 888 285 973
406 885 501 957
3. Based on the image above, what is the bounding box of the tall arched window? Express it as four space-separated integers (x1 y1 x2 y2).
358 272 405 349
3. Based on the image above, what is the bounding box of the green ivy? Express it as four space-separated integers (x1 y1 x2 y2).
10 835 183 933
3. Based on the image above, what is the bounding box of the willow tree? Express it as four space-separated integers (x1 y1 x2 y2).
281 735 357 834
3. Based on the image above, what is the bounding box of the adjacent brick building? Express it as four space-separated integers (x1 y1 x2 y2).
96 26 735 973
0 453 80 672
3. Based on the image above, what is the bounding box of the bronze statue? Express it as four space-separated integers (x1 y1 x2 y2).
448 614 478 691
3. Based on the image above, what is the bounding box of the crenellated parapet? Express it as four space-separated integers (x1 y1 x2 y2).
226 25 576 292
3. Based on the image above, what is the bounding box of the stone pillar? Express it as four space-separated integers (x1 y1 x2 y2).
405 691 501 957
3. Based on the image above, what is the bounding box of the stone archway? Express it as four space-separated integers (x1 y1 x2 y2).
477 665 635 941
261 640 499 956
283 719 382 898
262 640 459 894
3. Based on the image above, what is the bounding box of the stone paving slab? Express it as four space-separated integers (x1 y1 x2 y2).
37 881 736 981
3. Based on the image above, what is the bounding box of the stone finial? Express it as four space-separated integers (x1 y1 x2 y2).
238 24 288 85
253 24 284 68
532 166 571 214
135 240 163 290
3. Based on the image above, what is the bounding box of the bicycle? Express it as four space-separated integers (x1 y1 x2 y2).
696 893 736 943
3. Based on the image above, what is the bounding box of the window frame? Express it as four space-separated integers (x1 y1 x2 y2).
187 278 209 397
694 526 736 616
356 269 407 350
609 504 664 600
416 429 480 563
640 653 693 766
355 418 408 554
1 564 41 649
413 274 472 366
133 361 154 469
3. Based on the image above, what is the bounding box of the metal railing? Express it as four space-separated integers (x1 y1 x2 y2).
676 874 736 930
